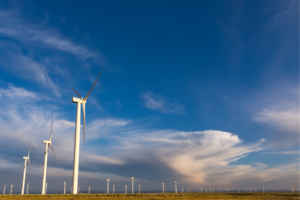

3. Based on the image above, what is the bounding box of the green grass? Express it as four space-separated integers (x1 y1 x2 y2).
1 192 299 200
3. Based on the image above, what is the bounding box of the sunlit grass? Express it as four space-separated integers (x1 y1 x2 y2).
1 192 299 200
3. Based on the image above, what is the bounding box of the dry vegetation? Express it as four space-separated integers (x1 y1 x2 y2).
1 192 299 200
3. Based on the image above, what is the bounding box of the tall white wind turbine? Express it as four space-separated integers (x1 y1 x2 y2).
42 117 56 194
174 181 177 193
71 67 103 194
21 146 30 195
162 182 164 193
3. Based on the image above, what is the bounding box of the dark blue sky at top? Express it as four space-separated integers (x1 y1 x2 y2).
0 0 298 192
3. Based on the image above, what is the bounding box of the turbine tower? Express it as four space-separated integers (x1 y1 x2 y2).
42 117 56 194
262 185 264 193
125 185 127 194
88 186 90 194
10 183 13 195
174 181 177 193
113 185 115 194
27 182 29 194
162 182 164 193
21 146 30 195
139 184 140 194
3 183 6 195
131 177 134 194
71 68 103 194
45 183 47 194
107 179 110 194
64 181 66 194
238 186 239 193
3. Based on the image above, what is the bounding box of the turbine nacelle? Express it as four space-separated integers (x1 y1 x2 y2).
72 97 86 104
43 140 51 144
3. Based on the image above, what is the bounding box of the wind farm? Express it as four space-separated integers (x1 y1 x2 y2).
0 0 298 199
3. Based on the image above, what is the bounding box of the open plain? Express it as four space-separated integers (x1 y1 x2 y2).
0 192 299 200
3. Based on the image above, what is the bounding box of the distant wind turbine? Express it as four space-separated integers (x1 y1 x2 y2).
21 145 30 195
162 182 165 193
10 183 13 195
131 177 134 194
42 117 56 195
71 67 103 194
64 181 66 194
246 187 247 192
88 186 90 194
113 185 115 194
27 182 29 194
107 179 110 194
238 186 239 193
125 185 127 194
174 181 177 193
3 183 6 195
181 188 183 193
139 184 141 194
262 185 264 193
292 184 294 192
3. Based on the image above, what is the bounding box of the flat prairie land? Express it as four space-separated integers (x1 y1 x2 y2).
0 192 299 200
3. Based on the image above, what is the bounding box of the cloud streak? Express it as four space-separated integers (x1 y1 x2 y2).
141 92 185 114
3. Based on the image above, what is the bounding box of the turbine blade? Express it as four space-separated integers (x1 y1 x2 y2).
28 143 30 157
50 116 53 140
82 103 86 150
71 88 83 99
49 143 56 158
83 67 103 101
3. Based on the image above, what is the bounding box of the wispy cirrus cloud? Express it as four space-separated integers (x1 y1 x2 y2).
141 92 185 114
254 88 299 135
0 11 94 58
0 10 99 96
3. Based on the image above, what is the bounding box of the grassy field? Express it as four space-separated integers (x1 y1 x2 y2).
0 192 299 200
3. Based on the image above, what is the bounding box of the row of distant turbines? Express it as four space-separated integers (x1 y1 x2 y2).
3 178 298 195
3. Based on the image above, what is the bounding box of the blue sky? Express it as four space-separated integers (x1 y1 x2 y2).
0 0 298 194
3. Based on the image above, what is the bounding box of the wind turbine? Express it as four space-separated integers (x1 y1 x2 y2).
238 186 239 193
107 179 110 194
21 145 30 195
3 183 6 195
113 185 115 194
27 182 29 194
131 173 135 194
10 183 13 195
71 67 103 194
262 185 264 192
88 186 90 194
139 184 140 194
162 182 165 193
174 181 177 193
125 185 127 194
64 181 66 194
42 117 56 194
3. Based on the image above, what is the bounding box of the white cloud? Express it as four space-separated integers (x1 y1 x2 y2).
141 92 185 114
0 85 40 100
254 88 299 134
